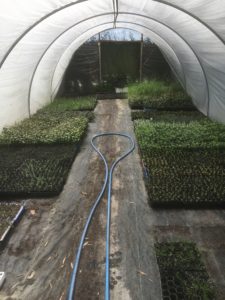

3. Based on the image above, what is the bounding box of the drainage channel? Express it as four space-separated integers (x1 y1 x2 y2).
67 132 135 300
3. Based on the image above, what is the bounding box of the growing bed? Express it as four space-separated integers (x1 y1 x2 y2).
128 80 195 111
0 97 94 197
40 96 97 112
0 145 78 197
131 110 205 122
0 112 89 145
135 119 225 208
155 242 215 299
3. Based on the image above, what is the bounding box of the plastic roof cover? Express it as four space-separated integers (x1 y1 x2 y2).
0 0 225 129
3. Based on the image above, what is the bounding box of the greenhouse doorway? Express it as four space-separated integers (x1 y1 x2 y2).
60 28 172 98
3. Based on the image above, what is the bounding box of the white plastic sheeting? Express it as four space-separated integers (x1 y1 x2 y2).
0 0 225 130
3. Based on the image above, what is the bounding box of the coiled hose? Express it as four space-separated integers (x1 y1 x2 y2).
67 132 135 300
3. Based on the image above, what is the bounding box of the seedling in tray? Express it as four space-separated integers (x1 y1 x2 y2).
155 242 215 299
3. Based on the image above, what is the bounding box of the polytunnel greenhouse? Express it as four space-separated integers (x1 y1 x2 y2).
0 0 225 299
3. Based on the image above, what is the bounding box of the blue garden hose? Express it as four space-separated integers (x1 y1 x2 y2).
67 132 135 300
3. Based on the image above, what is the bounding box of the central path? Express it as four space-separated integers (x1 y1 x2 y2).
0 99 162 300
89 99 162 300
74 99 162 300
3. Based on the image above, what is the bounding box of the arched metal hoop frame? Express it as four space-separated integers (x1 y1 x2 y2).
27 12 209 115
1 2 222 116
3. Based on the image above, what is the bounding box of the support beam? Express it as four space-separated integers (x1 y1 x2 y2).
140 34 144 82
98 33 102 83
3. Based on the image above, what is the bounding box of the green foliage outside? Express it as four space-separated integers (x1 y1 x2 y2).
155 242 215 299
128 80 195 110
102 42 140 84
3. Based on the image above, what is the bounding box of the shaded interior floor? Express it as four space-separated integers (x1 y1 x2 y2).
0 100 224 299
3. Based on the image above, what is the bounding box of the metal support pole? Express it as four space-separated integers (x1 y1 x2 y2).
98 33 102 83
140 34 144 82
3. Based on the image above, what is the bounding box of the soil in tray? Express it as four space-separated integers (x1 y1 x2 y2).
0 144 78 197
0 203 21 237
